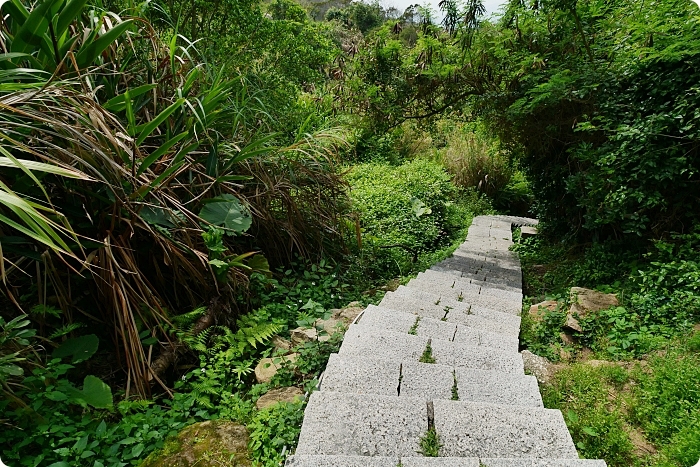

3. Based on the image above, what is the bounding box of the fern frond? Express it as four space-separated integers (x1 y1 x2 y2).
49 322 84 339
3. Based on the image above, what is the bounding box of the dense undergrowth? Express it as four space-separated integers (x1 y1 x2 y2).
2 0 700 465
515 228 700 467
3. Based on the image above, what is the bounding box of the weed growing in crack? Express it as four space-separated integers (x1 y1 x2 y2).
419 427 442 456
451 370 459 400
409 316 421 335
420 342 436 364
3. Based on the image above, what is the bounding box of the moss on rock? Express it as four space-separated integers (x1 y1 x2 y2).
139 420 251 467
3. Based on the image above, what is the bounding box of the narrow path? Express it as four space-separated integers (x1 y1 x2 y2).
285 216 607 467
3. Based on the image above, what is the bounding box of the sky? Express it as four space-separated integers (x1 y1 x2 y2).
383 0 507 20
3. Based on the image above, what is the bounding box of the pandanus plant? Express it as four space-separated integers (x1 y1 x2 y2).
0 0 287 397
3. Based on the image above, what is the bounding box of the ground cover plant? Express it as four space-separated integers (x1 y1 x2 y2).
516 227 700 467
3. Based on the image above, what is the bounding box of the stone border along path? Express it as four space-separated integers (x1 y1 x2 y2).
285 216 607 467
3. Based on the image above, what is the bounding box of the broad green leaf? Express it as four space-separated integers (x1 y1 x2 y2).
0 363 24 376
136 131 189 176
75 19 133 69
199 194 252 235
0 156 88 179
10 0 58 54
80 375 113 408
55 0 87 38
134 98 186 145
411 197 432 217
103 84 156 112
53 334 99 363
248 254 270 273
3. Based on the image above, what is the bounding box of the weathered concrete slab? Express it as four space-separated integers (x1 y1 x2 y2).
285 456 400 467
358 305 417 334
481 459 607 467
386 286 521 331
455 368 543 407
433 400 578 458
339 326 428 362
295 391 427 456
452 326 519 353
430 339 524 373
406 279 521 315
400 458 480 467
400 361 454 400
359 305 459 342
321 353 400 396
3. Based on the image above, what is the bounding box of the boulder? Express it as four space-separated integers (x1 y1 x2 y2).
315 317 345 335
560 332 577 346
271 335 292 352
255 386 304 410
332 306 364 324
520 226 538 237
290 327 321 345
140 420 251 467
565 287 619 332
254 354 298 384
528 300 558 323
521 350 559 385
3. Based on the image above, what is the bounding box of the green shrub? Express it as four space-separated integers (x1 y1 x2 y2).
346 159 490 279
542 365 635 465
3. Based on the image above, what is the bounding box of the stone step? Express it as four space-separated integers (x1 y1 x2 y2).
433 400 578 458
406 277 521 315
433 260 522 288
321 354 543 407
383 286 522 332
357 305 519 353
428 267 522 294
286 457 606 467
294 391 427 457
480 460 607 467
418 270 523 303
285 456 399 467
338 326 524 373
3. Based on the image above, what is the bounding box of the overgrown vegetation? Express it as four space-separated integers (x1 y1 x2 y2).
2 0 699 464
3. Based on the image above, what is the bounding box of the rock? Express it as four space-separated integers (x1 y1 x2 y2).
565 287 620 332
346 301 362 308
254 354 298 384
560 332 577 346
140 420 251 467
528 300 558 323
290 327 319 345
521 350 558 385
693 323 700 332
520 226 538 237
255 386 304 410
271 335 291 352
332 306 365 324
315 317 345 335
565 314 584 333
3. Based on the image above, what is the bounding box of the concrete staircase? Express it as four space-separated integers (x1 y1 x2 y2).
285 216 607 467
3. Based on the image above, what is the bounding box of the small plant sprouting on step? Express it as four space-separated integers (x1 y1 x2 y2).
451 370 459 401
457 293 464 302
434 298 441 305
420 341 436 364
442 305 452 321
409 316 421 335
419 427 442 457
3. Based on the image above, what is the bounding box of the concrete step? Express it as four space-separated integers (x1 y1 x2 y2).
433 400 578 458
419 270 523 303
433 260 522 288
480 460 607 467
357 305 519 353
286 457 606 467
406 278 521 315
383 286 522 332
321 354 543 407
339 326 524 373
294 391 426 457
285 456 399 467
